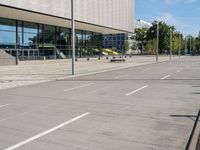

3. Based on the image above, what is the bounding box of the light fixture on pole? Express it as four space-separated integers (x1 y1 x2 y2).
71 0 75 75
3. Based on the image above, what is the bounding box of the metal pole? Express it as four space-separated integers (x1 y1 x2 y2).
71 0 75 75
179 34 181 59
170 28 172 60
185 37 187 55
156 22 159 62
190 37 192 55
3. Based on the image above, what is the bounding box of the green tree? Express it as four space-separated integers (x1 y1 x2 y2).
172 32 183 54
133 28 148 54
145 39 156 55
124 40 129 52
146 21 174 54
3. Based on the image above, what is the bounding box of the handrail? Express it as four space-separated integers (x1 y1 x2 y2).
185 109 200 150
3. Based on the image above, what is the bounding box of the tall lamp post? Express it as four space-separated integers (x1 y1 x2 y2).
156 22 159 62
71 0 75 75
185 37 187 55
179 33 181 59
170 27 173 60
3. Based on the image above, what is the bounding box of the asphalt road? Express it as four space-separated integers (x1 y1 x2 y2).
0 56 200 150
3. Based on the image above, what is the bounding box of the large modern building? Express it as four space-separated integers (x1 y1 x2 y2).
0 0 134 60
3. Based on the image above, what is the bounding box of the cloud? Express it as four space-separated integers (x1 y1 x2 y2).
156 13 198 36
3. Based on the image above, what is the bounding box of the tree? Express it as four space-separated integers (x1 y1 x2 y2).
172 32 182 54
145 39 156 55
123 40 129 53
194 32 200 55
133 28 148 54
146 21 174 54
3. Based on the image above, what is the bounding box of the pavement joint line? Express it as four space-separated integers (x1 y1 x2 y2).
0 104 10 109
161 75 171 80
64 83 94 92
0 102 62 122
4 112 91 150
114 75 128 79
126 85 149 96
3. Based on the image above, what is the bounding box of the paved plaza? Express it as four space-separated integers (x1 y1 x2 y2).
0 55 177 90
0 56 199 149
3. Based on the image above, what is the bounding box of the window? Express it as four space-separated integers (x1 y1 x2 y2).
23 22 38 48
43 25 56 45
0 18 16 48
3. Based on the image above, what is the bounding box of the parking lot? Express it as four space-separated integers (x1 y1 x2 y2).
0 56 199 150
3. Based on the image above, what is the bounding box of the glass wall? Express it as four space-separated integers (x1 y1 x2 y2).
0 18 16 49
23 22 38 49
0 17 103 60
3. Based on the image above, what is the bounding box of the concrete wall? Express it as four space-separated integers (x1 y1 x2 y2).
0 50 16 66
0 0 134 33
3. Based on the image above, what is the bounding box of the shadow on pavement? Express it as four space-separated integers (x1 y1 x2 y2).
170 115 197 122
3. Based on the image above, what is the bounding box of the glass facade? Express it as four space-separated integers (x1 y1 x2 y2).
103 33 127 52
0 17 103 60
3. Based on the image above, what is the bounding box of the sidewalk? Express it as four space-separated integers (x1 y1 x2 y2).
0 55 181 90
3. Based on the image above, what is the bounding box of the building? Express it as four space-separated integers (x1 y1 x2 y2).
103 20 152 53
134 19 152 29
102 19 152 54
103 33 127 52
0 0 134 60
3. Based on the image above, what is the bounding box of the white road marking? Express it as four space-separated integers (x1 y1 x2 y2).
64 83 94 92
160 75 171 80
0 104 10 109
4 112 91 150
126 85 149 96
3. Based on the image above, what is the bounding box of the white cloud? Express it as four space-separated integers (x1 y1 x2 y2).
156 13 198 36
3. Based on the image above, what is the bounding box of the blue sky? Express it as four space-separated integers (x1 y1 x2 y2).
135 0 200 36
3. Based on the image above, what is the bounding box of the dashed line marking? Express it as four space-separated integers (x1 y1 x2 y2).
126 85 149 96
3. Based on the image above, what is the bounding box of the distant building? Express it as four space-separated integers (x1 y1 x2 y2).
134 19 152 29
102 33 127 52
130 20 152 54
102 20 152 54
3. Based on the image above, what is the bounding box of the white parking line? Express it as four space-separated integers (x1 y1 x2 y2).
160 75 171 80
126 85 149 96
64 83 94 92
0 104 10 109
4 112 91 150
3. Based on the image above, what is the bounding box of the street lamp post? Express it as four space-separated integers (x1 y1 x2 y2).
179 33 181 59
156 22 159 62
190 37 192 55
185 37 187 55
170 28 172 60
71 0 75 75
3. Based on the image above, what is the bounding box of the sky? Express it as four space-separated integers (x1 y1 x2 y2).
135 0 200 37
